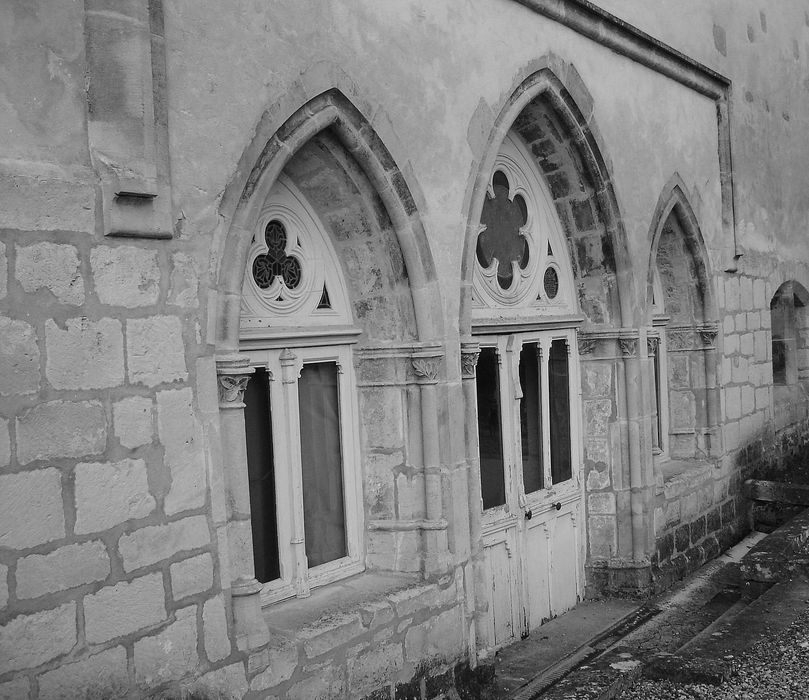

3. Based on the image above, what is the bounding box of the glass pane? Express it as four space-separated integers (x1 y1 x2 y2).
299 362 347 567
651 351 661 451
549 339 572 484
476 347 506 509
244 366 280 583
477 171 529 290
519 343 543 493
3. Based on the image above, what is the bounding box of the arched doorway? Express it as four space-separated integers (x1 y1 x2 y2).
472 132 584 648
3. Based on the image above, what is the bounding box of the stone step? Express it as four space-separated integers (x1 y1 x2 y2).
740 508 809 583
642 576 809 685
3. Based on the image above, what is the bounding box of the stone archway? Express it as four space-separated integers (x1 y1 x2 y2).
459 62 647 654
211 89 448 652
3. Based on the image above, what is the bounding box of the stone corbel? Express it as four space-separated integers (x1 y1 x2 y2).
85 0 173 237
216 354 254 408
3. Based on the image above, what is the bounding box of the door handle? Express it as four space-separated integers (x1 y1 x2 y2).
553 502 562 511
524 509 533 520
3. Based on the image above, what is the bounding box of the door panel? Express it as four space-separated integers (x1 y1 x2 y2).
482 529 520 647
477 329 583 653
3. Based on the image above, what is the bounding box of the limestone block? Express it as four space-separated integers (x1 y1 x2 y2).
734 313 747 332
74 458 155 534
157 388 206 514
390 583 441 618
113 396 153 449
91 245 160 307
348 641 403 697
740 276 753 308
300 611 364 658
724 333 739 355
359 388 404 449
37 646 128 700
1 172 95 234
84 573 166 644
582 364 612 398
586 466 610 490
364 451 397 519
753 278 766 308
588 515 617 558
0 316 39 396
202 595 231 662
403 607 463 663
126 316 188 387
395 472 426 521
0 242 5 300
755 387 770 410
134 605 198 686
725 386 741 420
15 242 84 305
250 636 299 691
0 419 9 469
740 332 754 356
731 355 749 384
0 563 7 608
742 385 755 415
724 277 740 312
17 540 109 599
747 312 761 330
170 552 214 600
16 400 106 464
287 665 346 700
0 602 76 674
45 317 124 389
0 468 65 549
723 316 734 335
168 252 199 308
588 492 616 515
0 677 29 700
185 663 248 700
669 391 695 430
753 330 768 362
119 515 209 572
583 399 612 436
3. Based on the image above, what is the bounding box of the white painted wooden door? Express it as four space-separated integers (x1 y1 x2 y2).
477 329 584 651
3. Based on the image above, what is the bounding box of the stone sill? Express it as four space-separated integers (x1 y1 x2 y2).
263 570 423 639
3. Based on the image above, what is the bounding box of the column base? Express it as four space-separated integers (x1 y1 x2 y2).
231 576 270 652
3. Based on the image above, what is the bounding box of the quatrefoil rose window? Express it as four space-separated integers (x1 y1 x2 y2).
472 135 574 314
477 171 530 291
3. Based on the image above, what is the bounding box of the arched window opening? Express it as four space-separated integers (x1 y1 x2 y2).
770 282 809 387
653 211 716 464
241 175 363 603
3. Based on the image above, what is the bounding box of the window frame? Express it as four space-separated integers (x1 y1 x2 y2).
243 341 364 605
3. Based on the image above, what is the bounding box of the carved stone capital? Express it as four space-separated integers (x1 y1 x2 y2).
411 351 443 383
618 337 638 357
460 342 480 379
647 336 659 356
578 336 598 355
216 354 254 408
699 324 719 348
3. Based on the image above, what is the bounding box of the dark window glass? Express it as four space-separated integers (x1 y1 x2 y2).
651 349 662 452
519 343 543 493
252 220 302 289
299 362 347 567
244 366 280 583
477 171 530 290
476 347 506 509
549 340 572 484
544 267 559 299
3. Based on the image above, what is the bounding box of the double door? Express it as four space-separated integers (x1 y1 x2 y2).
476 329 584 650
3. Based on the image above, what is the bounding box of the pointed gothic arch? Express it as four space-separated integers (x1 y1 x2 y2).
460 60 635 335
215 88 443 354
647 174 720 463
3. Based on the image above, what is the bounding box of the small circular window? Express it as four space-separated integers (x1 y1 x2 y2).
543 267 559 300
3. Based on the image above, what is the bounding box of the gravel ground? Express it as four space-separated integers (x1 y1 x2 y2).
619 605 809 699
